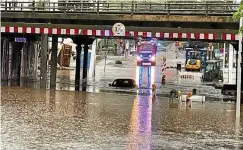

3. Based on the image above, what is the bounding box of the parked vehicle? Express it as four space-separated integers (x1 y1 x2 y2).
109 79 136 88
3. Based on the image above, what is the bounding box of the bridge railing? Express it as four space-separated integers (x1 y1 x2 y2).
0 1 239 16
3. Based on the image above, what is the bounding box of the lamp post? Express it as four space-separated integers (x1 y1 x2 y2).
236 16 242 118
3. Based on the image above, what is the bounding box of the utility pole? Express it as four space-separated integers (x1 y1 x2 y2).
236 16 242 118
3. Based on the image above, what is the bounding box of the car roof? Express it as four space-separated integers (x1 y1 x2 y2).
114 79 135 81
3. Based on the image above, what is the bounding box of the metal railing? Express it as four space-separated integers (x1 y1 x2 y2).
0 1 239 16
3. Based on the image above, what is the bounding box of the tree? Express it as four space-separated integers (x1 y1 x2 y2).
233 2 243 34
97 39 118 55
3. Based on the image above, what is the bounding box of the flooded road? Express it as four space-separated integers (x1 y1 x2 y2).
1 86 243 149
1 49 225 100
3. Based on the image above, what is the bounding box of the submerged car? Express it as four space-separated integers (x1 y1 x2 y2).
109 79 136 88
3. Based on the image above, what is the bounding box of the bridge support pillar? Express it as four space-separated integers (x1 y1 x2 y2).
20 38 39 80
11 41 23 86
82 38 95 92
40 34 48 89
82 44 89 92
50 36 58 89
74 38 82 92
88 39 100 79
73 36 95 92
1 38 10 81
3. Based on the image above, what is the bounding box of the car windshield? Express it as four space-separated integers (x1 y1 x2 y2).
139 44 154 51
112 79 135 87
189 52 201 59
206 63 214 71
189 59 197 65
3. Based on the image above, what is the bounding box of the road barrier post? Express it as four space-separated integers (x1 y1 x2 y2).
161 56 166 85
185 92 192 108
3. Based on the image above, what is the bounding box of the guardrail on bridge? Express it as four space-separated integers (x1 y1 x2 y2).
1 1 239 16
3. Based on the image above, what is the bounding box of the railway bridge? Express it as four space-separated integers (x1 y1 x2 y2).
1 1 241 92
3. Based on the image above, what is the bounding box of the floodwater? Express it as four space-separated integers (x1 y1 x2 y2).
1 48 225 100
1 86 243 149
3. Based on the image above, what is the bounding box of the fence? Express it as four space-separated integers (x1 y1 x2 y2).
1 1 239 16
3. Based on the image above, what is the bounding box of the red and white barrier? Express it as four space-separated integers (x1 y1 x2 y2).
161 56 166 78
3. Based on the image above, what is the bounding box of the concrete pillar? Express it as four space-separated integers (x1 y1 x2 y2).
24 41 37 79
223 43 227 83
8 41 13 80
29 41 38 80
228 43 234 84
1 38 9 80
88 38 100 79
73 36 95 91
74 38 82 91
82 44 89 91
11 42 22 84
40 34 48 89
21 42 28 78
50 36 58 89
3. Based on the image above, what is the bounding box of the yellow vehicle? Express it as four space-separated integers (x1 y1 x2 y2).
185 51 201 71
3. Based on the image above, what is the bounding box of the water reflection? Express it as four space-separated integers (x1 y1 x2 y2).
1 87 243 149
128 90 152 150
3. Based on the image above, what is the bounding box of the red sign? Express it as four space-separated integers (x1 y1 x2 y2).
219 48 224 53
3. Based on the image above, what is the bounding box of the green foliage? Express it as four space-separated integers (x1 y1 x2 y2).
233 2 243 21
97 39 118 55
233 2 243 34
36 0 45 10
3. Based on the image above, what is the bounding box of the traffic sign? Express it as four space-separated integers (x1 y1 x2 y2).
15 37 26 43
112 23 125 36
219 48 224 53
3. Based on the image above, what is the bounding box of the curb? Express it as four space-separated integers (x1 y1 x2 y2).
166 66 185 69
98 89 233 102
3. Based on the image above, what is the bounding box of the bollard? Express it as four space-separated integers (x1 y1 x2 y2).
185 92 192 108
177 63 181 71
161 56 166 85
192 88 197 95
178 90 182 102
161 75 166 85
152 84 156 99
169 89 179 108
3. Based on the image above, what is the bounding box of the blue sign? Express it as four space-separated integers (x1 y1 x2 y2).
215 49 220 54
15 37 26 43
80 51 91 68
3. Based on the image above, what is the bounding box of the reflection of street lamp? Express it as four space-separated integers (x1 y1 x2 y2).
104 39 108 73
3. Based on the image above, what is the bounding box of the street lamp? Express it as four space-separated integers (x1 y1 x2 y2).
236 16 242 118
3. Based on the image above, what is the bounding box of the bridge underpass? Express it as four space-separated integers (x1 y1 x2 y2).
1 23 241 101
2 1 243 149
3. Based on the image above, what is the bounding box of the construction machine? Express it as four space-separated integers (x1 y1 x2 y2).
203 60 223 82
185 48 207 72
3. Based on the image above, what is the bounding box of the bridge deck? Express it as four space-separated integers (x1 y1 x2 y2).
0 22 240 42
1 1 237 23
